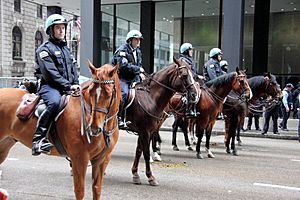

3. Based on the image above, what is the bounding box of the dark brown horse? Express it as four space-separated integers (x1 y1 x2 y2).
123 58 199 185
167 68 251 159
0 61 121 199
222 73 282 155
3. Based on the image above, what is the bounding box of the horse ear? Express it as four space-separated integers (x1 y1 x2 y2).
244 67 248 73
235 66 240 74
173 56 180 65
110 63 119 77
87 59 96 75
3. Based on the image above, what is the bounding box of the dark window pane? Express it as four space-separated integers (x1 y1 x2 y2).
14 0 21 12
12 26 22 60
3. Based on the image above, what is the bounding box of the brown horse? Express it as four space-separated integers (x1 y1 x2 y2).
123 57 199 185
166 68 251 159
222 73 282 155
0 61 121 200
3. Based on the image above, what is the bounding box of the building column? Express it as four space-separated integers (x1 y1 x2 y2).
252 0 270 75
80 0 102 77
140 1 155 73
223 0 245 72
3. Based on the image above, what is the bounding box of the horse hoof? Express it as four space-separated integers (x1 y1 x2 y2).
232 150 238 156
196 153 203 159
148 179 159 186
186 146 194 151
207 153 215 158
238 141 242 146
226 149 231 154
133 175 142 185
153 152 162 162
173 145 179 151
149 156 154 163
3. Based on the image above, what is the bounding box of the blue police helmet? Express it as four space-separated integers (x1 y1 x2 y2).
180 43 193 54
209 48 223 58
219 60 228 67
126 30 143 43
45 14 68 35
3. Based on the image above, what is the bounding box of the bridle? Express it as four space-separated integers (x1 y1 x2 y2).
81 77 118 147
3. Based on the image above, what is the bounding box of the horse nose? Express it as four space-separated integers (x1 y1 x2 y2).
92 126 102 136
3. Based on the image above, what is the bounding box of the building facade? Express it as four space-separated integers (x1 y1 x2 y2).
0 0 299 88
0 0 80 80
81 0 300 87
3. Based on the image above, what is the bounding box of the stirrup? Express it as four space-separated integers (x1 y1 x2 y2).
32 138 53 156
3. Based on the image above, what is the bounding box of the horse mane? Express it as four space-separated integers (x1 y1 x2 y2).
248 73 276 91
205 72 236 88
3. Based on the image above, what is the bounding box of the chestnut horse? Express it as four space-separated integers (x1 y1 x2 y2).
123 58 199 185
222 73 282 155
163 68 251 159
0 61 121 200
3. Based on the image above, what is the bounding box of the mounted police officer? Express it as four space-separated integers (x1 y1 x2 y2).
112 30 145 128
33 14 79 156
203 48 223 82
179 43 199 117
220 60 228 73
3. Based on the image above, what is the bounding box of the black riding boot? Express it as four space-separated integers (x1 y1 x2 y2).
32 109 54 156
186 103 198 118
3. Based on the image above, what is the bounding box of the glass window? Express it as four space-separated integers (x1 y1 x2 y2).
71 36 79 61
269 0 300 86
116 4 140 49
37 4 43 19
35 31 43 51
184 0 220 73
14 0 21 13
12 26 22 60
243 0 255 74
101 5 114 64
154 1 181 71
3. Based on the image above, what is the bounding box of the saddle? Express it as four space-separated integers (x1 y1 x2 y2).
16 92 70 157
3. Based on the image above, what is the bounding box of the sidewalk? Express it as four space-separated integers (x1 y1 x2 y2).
160 116 299 140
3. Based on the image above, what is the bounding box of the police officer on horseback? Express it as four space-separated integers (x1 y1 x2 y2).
203 48 223 82
179 43 199 117
112 30 145 128
33 14 79 156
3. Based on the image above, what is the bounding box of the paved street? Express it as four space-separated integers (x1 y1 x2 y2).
0 125 300 199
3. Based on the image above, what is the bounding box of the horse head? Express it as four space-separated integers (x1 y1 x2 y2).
173 57 200 104
85 60 121 137
263 72 283 100
232 67 252 100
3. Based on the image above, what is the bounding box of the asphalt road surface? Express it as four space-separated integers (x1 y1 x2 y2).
0 130 300 200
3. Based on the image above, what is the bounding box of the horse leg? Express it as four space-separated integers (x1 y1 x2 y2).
0 137 17 165
131 136 143 185
205 128 215 158
231 131 238 156
91 153 112 200
195 125 204 159
224 116 231 154
181 119 193 151
71 155 89 200
172 118 180 151
188 121 197 145
151 133 162 162
141 133 158 186
237 117 244 146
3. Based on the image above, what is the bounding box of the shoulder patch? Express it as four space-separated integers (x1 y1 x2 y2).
209 64 214 68
39 51 49 59
119 51 126 57
54 51 61 56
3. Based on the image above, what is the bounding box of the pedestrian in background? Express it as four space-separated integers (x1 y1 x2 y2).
279 83 294 131
262 96 280 135
292 82 300 119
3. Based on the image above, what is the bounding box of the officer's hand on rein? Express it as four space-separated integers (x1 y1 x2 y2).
70 84 81 97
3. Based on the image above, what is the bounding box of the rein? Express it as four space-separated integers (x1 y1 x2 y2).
80 78 118 145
